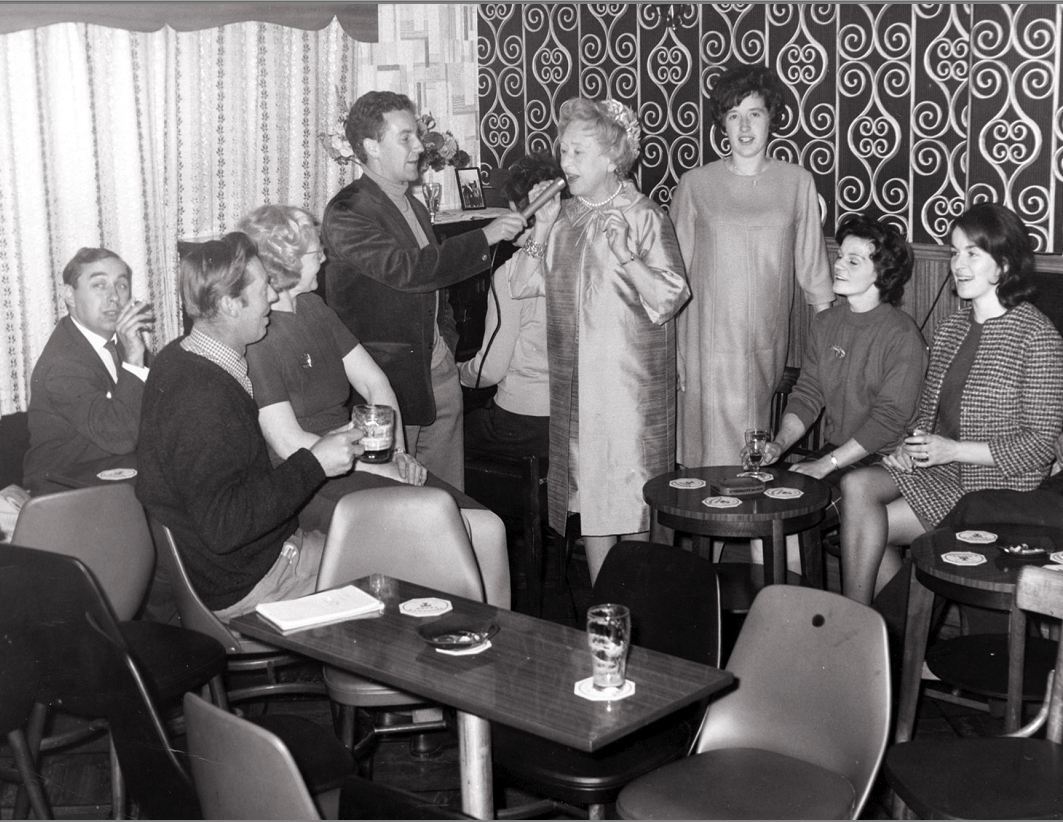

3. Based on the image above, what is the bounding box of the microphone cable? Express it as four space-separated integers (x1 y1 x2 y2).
919 265 954 333
474 242 503 389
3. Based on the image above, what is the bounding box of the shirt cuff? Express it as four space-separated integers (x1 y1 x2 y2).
121 362 150 382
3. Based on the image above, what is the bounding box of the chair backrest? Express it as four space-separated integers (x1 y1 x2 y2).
592 540 721 667
1016 565 1063 743
318 486 485 602
184 691 321 819
149 518 244 653
693 585 890 819
12 484 154 620
0 543 200 819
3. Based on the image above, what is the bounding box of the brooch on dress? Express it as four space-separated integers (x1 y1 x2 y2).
831 345 846 359
302 354 313 369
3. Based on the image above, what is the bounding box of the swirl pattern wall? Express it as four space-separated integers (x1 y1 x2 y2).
478 3 1063 251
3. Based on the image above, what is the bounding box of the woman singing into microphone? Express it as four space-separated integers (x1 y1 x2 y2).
509 98 690 583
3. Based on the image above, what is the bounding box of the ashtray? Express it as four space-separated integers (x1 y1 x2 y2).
417 619 499 650
998 541 1050 559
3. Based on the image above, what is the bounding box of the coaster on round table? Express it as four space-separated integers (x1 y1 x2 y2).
573 676 636 701
702 496 741 509
941 551 987 567
399 598 453 618
98 468 137 481
955 530 997 545
669 477 707 490
1051 551 1063 565
764 487 803 500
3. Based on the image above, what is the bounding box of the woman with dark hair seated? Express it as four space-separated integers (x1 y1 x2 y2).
459 152 562 461
762 213 927 479
840 202 1063 605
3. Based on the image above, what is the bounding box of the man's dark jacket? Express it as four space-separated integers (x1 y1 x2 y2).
321 174 492 425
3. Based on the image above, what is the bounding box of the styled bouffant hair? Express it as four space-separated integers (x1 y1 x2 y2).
177 232 259 320
951 202 1036 309
708 64 787 132
238 205 319 292
558 98 640 176
62 247 131 287
345 91 417 165
835 213 914 306
501 152 565 210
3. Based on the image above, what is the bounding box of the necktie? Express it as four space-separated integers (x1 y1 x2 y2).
104 339 122 381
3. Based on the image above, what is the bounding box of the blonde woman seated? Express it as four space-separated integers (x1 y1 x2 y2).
241 205 510 606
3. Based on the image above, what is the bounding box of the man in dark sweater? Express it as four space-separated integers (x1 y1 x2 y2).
322 90 525 490
137 233 361 618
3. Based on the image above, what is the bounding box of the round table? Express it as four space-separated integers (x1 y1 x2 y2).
896 524 1063 741
642 465 831 586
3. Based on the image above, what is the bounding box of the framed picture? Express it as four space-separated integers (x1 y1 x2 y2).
456 167 486 211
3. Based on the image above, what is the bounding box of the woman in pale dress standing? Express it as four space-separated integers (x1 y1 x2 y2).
674 64 833 467
510 98 690 582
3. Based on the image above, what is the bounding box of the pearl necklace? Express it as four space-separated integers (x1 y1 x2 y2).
577 179 624 209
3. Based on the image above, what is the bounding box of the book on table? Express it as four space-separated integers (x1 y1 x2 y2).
255 584 384 633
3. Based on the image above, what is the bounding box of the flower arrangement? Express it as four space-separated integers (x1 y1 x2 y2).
317 99 470 172
417 112 470 172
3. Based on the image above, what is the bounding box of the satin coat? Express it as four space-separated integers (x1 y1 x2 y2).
511 182 690 534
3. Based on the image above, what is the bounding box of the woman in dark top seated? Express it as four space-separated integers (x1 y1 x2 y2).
241 205 510 606
840 202 1063 605
762 213 927 479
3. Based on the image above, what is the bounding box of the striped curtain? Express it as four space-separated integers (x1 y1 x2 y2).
0 5 479 415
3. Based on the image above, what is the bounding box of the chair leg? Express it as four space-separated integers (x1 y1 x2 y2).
588 802 606 819
335 703 357 749
6 728 52 820
13 701 49 820
109 736 125 820
523 510 544 617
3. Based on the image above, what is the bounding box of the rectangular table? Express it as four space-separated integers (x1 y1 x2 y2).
231 576 732 818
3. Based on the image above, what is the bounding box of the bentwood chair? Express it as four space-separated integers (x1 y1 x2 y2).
883 564 1063 819
2 543 356 819
150 518 328 703
184 692 471 819
492 541 721 818
11 484 227 816
617 585 891 820
316 486 486 756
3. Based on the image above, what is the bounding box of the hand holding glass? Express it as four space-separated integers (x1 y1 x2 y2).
587 604 631 690
743 428 770 471
351 404 396 463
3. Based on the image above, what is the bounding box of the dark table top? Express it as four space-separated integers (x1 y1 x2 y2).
231 576 733 752
643 464 831 532
911 524 1063 599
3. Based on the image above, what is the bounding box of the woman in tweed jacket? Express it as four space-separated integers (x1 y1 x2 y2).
840 203 1063 604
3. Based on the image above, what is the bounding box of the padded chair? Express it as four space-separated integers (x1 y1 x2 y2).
884 564 1063 819
464 452 547 614
11 484 227 816
1 543 356 819
316 486 487 753
616 585 891 820
184 692 470 819
150 518 328 703
492 541 721 818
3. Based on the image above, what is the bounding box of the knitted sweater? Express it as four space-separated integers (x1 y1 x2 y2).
136 341 326 609
891 302 1063 525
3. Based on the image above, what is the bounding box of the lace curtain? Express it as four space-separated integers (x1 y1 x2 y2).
0 5 479 414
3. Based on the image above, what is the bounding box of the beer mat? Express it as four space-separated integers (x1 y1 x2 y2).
399 598 453 618
573 677 636 701
941 551 988 567
955 530 997 545
764 487 803 500
98 468 137 480
702 496 742 509
1051 552 1063 564
436 640 492 656
737 471 774 482
669 477 707 490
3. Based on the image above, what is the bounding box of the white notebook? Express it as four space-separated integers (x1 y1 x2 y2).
255 585 384 633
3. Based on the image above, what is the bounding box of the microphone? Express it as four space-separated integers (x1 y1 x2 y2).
519 178 567 220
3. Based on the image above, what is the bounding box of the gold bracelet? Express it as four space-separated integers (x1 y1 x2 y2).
522 239 547 259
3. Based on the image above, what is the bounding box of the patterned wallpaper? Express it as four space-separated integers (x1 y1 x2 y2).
477 3 1063 252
